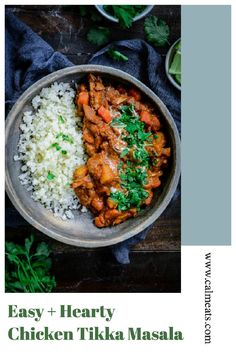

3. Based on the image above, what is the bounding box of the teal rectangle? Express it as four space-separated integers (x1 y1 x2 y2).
182 5 231 245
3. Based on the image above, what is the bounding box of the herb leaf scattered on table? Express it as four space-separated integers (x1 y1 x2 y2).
78 5 102 22
5 235 56 293
87 27 111 46
144 15 170 47
107 48 128 62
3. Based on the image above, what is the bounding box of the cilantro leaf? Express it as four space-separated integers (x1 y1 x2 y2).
5 235 56 293
56 133 74 144
144 15 170 47
58 115 65 124
50 142 61 151
87 27 110 46
78 6 102 22
47 171 55 180
104 5 146 29
107 48 128 62
112 6 134 28
120 148 129 158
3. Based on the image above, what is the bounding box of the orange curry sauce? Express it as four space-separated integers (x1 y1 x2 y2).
71 74 170 228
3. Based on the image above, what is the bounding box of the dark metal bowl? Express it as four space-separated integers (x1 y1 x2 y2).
5 65 180 248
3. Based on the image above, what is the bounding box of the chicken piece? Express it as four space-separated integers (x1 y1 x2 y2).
83 104 101 124
106 86 128 106
71 175 93 189
153 132 167 155
144 171 161 189
88 74 108 110
73 165 88 180
85 143 96 156
100 164 116 184
144 190 153 205
75 186 96 207
91 196 104 212
87 153 104 181
113 210 136 225
83 128 94 144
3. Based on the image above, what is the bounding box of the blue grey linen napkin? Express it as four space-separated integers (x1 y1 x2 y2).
5 10 73 113
5 11 180 265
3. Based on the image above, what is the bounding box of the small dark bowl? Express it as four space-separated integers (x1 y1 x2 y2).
5 65 180 248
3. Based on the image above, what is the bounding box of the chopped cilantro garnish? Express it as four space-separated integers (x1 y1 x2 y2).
58 115 65 124
110 104 156 211
120 148 129 158
133 147 150 166
111 166 149 211
50 142 61 151
154 134 158 139
56 133 74 144
110 188 149 212
61 150 67 155
111 104 152 167
118 162 123 170
47 171 55 180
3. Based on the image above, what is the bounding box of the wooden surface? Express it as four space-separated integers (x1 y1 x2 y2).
5 5 181 293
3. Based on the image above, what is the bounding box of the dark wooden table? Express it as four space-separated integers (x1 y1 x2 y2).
5 5 181 292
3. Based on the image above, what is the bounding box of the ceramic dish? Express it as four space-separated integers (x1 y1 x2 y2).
5 65 180 248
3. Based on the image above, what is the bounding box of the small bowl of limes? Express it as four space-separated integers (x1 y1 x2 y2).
165 38 181 91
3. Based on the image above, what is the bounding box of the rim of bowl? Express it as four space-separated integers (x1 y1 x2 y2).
5 65 180 248
165 38 181 91
95 5 154 23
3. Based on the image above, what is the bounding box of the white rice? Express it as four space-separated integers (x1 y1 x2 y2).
14 82 87 220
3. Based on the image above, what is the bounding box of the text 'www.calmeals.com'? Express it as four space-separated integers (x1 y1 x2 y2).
204 252 213 344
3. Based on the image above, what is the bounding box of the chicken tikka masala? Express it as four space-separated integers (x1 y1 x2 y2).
71 74 171 228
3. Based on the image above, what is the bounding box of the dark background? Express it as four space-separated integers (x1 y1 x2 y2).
5 5 181 292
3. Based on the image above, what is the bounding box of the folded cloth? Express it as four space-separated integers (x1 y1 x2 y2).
5 11 180 265
5 10 73 114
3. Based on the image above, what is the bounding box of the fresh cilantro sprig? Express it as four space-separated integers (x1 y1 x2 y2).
103 5 147 28
5 235 56 293
110 166 149 212
87 27 111 46
107 48 128 62
144 15 170 47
